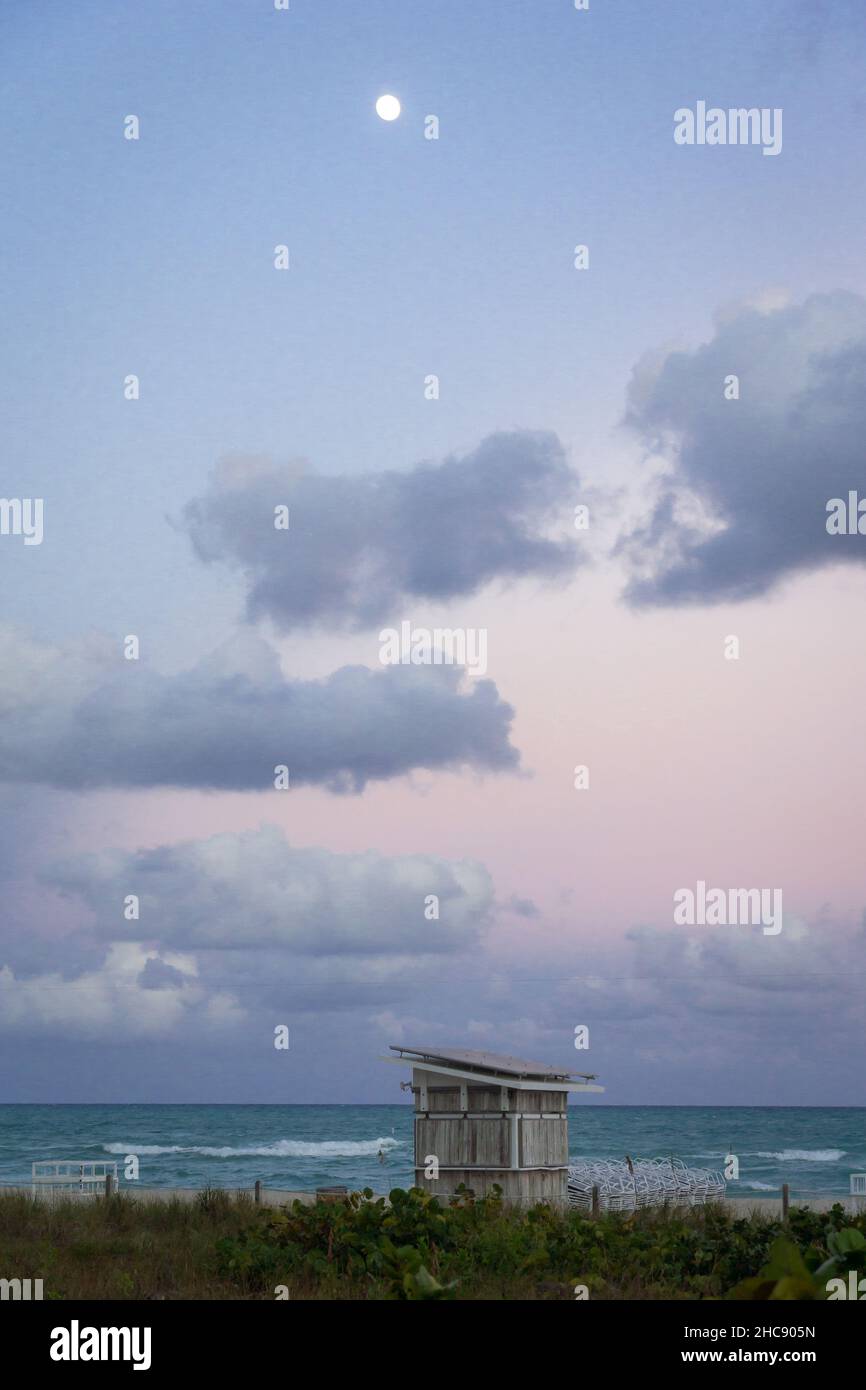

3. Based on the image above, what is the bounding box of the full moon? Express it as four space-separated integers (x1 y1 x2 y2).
375 94 401 121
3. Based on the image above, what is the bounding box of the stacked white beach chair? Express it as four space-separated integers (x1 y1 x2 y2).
567 1156 726 1211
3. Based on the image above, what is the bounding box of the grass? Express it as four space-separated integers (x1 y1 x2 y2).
1 1186 863 1300
0 1188 257 1300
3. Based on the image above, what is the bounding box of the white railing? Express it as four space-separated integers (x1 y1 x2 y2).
31 1161 118 1198
851 1174 866 1197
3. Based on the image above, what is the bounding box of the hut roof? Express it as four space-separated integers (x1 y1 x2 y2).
389 1044 597 1084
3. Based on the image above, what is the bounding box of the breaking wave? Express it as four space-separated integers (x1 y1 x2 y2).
750 1150 844 1163
103 1137 403 1159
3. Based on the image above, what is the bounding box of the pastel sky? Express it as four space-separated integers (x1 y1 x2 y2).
1 0 864 1106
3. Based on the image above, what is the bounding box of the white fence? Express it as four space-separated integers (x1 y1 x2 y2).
31 1161 118 1199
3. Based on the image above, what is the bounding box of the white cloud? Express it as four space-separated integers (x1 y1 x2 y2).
0 943 245 1039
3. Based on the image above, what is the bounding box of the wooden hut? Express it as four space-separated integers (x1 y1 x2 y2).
385 1044 603 1208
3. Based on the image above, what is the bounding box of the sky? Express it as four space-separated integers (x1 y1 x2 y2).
1 0 865 1105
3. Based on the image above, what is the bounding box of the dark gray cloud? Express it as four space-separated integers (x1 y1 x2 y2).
183 431 580 631
502 894 540 919
619 291 866 605
44 824 494 955
0 628 518 791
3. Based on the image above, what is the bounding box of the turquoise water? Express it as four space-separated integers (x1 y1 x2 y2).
0 1105 862 1197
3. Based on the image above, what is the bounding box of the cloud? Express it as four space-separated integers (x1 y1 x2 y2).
0 627 519 791
618 291 866 605
183 431 580 631
365 917 865 1101
3 831 865 1094
502 894 540 919
0 943 245 1039
44 824 495 955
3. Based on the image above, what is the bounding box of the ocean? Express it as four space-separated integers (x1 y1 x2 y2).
0 1105 862 1198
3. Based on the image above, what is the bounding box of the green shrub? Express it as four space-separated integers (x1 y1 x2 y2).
212 1190 866 1301
5 1187 864 1301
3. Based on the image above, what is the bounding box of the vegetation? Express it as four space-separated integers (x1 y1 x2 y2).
0 1187 256 1300
1 1185 863 1300
728 1224 866 1300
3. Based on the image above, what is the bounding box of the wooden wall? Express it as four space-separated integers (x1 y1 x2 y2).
410 1067 571 1207
415 1116 568 1169
416 1117 511 1168
520 1118 568 1167
412 1072 567 1116
415 1165 568 1208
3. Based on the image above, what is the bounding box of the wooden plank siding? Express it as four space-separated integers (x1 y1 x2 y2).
422 1088 461 1113
519 1118 568 1168
415 1084 566 1115
416 1167 568 1207
415 1116 568 1170
516 1090 567 1114
415 1117 511 1168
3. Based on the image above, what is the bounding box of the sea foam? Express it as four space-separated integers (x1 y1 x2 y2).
751 1149 844 1163
103 1137 402 1159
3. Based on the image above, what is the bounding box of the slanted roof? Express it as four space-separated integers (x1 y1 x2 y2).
389 1044 597 1084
